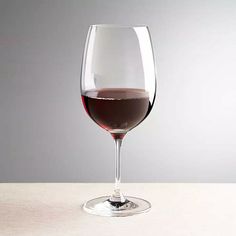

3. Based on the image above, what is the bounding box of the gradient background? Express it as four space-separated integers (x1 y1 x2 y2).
1 0 236 182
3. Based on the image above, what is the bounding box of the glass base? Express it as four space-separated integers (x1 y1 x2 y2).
83 196 151 217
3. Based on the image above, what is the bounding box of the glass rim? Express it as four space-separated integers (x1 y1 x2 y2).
90 24 149 28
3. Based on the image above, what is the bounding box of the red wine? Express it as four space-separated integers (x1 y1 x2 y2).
82 88 152 139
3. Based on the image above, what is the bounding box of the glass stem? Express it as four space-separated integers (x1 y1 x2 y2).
110 138 125 202
115 138 122 193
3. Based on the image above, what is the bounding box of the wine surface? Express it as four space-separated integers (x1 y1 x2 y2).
82 88 152 138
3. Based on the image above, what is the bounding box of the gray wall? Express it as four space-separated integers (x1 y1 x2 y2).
1 0 236 182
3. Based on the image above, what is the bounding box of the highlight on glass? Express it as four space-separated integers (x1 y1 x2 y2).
81 24 156 217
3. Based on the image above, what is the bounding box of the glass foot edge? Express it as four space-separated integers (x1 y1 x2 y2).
83 196 151 217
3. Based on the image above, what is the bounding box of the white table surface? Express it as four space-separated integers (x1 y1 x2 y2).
0 183 236 236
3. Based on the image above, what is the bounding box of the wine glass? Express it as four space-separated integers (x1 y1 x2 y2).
81 24 156 217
